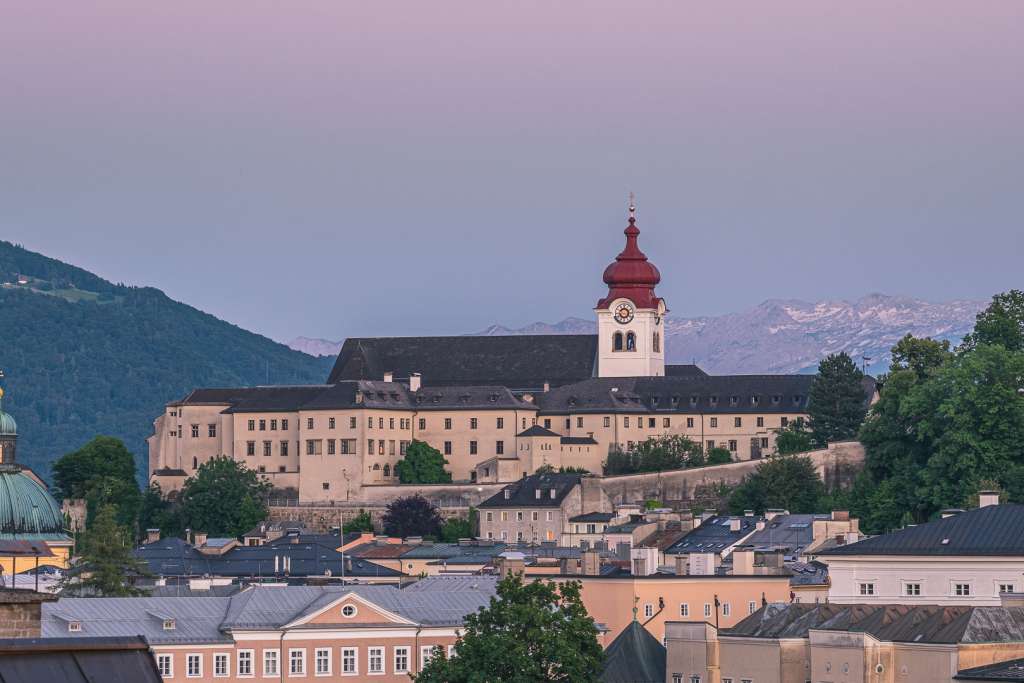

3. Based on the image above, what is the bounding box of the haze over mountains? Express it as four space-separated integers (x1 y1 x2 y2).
290 295 985 375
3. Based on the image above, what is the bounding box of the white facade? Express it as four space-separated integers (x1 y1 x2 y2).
595 297 666 377
825 555 1024 606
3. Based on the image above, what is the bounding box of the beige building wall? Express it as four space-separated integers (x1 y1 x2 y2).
414 408 534 481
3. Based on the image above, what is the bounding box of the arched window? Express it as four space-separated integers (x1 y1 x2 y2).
372 463 381 470
653 332 660 353
613 332 623 351
626 332 636 351
383 464 391 478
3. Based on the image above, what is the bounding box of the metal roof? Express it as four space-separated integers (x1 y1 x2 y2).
819 504 1024 557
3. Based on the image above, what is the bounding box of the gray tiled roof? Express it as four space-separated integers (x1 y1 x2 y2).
743 514 829 554
43 596 233 644
818 504 1024 557
134 537 401 579
477 473 582 509
956 657 1024 681
727 603 1024 644
44 581 498 642
327 335 600 390
665 516 761 554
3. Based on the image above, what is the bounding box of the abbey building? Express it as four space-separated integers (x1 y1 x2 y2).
149 210 841 501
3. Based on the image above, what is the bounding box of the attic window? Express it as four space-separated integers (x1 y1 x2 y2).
341 604 358 618
163 619 176 630
689 396 698 406
68 621 82 633
416 396 423 404
751 395 759 405
550 488 557 499
389 392 400 400
730 396 738 406
651 397 660 407
535 490 541 499
504 490 511 499
772 395 781 404
432 396 440 403
793 395 802 405
671 396 680 405
490 394 499 402
941 538 950 545
709 396 718 406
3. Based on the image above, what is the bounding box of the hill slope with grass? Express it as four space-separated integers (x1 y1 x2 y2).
0 240 333 482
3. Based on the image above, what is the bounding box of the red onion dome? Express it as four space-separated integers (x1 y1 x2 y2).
596 216 663 309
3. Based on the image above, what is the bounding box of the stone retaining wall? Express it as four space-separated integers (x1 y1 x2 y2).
269 442 865 532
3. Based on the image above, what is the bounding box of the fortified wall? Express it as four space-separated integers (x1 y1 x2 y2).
269 442 865 532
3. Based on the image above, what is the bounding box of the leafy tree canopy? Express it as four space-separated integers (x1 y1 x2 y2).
727 455 824 514
342 510 375 534
415 574 603 683
852 293 1024 533
61 504 151 597
177 457 271 538
961 289 1024 352
774 421 815 455
808 352 867 446
51 436 141 527
394 440 452 484
382 494 443 539
604 435 705 475
440 508 478 542
706 447 733 465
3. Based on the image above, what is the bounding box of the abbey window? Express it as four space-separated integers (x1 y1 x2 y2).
613 332 623 351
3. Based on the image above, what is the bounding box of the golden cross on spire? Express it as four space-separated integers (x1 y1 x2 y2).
628 192 636 220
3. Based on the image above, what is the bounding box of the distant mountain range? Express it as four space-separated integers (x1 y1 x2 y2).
290 294 984 375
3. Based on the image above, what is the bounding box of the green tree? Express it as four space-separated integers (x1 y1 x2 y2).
604 435 704 474
51 436 141 527
415 574 603 682
440 508 478 542
774 421 815 455
394 440 452 484
706 447 733 465
889 334 953 379
177 457 271 538
342 510 375 534
61 504 150 596
808 352 867 445
727 456 824 514
137 483 182 539
382 494 443 538
961 289 1024 352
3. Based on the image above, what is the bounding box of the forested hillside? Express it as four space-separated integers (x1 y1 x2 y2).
0 240 333 482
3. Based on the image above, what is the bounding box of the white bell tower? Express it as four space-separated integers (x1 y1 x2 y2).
595 201 667 378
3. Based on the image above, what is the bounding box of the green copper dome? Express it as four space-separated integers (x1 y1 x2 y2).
0 467 65 535
0 387 15 436
0 410 15 437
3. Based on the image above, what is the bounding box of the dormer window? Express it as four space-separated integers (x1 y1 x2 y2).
689 396 698 406
772 395 781 404
163 619 176 631
490 393 499 402
68 621 82 633
751 395 759 405
793 395 802 405
504 489 511 499
709 396 718 406
729 396 738 406
550 488 557 499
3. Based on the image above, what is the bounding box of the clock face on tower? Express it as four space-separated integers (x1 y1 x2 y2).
613 302 635 324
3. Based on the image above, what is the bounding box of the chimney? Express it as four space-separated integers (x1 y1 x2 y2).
409 373 421 392
729 518 742 532
383 371 393 383
831 510 850 522
674 555 687 576
193 532 208 547
979 490 1000 508
543 382 550 393
732 547 754 575
764 509 784 520
755 520 766 532
743 510 754 517
582 549 601 576
1001 593 1024 609
146 528 161 544
496 552 526 578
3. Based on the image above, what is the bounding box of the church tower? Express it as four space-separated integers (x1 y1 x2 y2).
595 202 667 377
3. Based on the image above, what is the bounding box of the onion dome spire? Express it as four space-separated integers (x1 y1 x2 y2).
596 196 663 309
